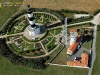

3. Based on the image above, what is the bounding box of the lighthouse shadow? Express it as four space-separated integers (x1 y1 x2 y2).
40 26 47 34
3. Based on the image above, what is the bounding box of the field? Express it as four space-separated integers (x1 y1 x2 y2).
21 0 100 13
0 0 23 28
0 55 88 75
82 40 92 50
92 28 100 75
52 48 67 65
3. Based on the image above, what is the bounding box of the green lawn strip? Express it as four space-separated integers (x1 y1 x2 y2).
48 44 63 62
48 32 53 36
14 25 24 33
17 16 25 21
49 29 55 35
27 44 34 50
20 41 25 49
0 56 89 75
41 39 49 46
7 43 17 53
82 40 92 50
46 37 56 52
61 11 74 18
51 47 67 65
14 29 21 33
24 51 45 57
48 45 62 62
7 20 22 34
68 22 94 29
46 36 53 41
19 48 45 57
17 25 23 30
6 34 21 40
55 28 62 35
10 43 20 51
14 22 28 33
22 36 39 42
0 53 89 75
92 30 100 75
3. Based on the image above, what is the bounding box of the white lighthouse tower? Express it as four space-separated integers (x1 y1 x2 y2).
27 5 40 40
70 29 78 45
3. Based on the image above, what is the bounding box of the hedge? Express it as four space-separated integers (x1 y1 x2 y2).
68 16 93 24
0 38 47 69
33 8 65 21
93 9 100 16
60 9 89 14
67 22 94 28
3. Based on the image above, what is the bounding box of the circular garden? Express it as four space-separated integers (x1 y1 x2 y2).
5 9 64 57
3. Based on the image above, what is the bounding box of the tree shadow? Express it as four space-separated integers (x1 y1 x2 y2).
46 22 62 29
88 50 92 68
40 25 47 34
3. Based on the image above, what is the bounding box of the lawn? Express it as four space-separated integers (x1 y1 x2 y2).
0 55 88 75
47 36 53 41
27 44 34 50
52 47 67 65
55 28 62 35
82 40 92 50
0 0 23 28
47 37 56 52
60 12 74 18
17 25 23 30
9 43 20 51
49 29 55 35
92 29 100 75
20 41 25 49
68 23 94 30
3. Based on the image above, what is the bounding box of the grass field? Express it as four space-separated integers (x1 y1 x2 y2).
52 48 67 65
0 0 23 28
82 40 92 50
21 0 100 13
92 29 100 75
0 55 88 75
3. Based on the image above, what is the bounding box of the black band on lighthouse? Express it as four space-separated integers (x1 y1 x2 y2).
27 9 32 14
27 5 36 28
28 17 34 21
31 24 36 28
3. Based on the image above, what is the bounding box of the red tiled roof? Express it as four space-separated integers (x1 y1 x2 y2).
67 53 89 67
81 53 89 66
69 35 82 52
70 28 77 32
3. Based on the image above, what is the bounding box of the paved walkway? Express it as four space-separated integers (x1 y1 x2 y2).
91 13 100 25
88 25 97 75
87 13 100 75
50 21 91 29
39 41 48 55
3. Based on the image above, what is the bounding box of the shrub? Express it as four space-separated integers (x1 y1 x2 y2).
93 9 100 16
60 9 88 14
0 38 46 69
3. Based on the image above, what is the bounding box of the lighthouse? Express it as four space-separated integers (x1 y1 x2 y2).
70 28 78 46
27 5 40 40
